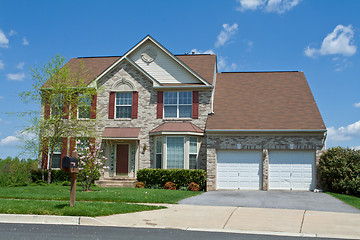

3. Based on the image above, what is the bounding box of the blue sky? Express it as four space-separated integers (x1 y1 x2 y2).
0 0 359 158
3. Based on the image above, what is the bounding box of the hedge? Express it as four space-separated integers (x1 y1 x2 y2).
137 169 206 191
30 169 71 183
319 147 360 197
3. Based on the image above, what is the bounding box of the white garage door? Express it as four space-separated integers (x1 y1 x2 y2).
217 150 262 190
269 151 314 190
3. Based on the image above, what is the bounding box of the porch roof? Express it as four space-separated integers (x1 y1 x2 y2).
150 122 204 136
102 127 141 139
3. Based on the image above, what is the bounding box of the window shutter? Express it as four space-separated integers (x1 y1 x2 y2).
70 94 78 119
157 91 163 119
132 91 138 119
41 138 49 169
69 137 76 157
89 138 96 154
90 94 97 119
192 91 199 119
44 95 51 119
63 95 70 119
61 138 68 161
109 92 115 119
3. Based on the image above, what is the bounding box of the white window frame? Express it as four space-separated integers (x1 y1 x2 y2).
165 136 185 169
77 93 92 119
155 137 162 169
163 92 192 119
115 92 132 119
189 137 198 169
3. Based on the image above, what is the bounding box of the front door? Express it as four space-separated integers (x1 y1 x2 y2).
116 144 129 174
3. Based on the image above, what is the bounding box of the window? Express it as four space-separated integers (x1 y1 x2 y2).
50 139 61 168
166 137 184 169
77 137 89 149
189 137 198 169
116 92 132 118
155 137 162 169
51 94 64 117
164 92 192 118
78 94 91 119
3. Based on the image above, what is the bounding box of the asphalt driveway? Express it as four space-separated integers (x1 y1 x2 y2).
178 191 360 213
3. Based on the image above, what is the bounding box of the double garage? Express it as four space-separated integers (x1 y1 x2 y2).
216 150 315 191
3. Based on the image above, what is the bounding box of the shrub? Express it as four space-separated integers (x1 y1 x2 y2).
0 157 37 186
137 168 206 191
31 169 71 183
188 182 200 191
164 181 176 190
135 182 145 188
61 181 71 186
319 147 360 197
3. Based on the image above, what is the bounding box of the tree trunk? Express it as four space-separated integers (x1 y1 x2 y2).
48 150 54 184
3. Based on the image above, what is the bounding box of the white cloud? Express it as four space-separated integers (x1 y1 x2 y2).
354 102 360 108
218 56 237 72
22 37 29 46
7 72 25 81
0 135 20 146
8 30 17 36
305 25 357 58
237 0 300 13
0 29 9 48
16 62 25 70
0 60 4 70
327 120 360 141
215 23 238 48
190 49 215 54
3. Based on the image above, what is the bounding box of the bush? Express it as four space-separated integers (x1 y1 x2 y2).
137 168 206 191
31 169 71 183
164 181 176 190
188 182 200 191
135 182 145 188
319 147 360 197
0 157 37 187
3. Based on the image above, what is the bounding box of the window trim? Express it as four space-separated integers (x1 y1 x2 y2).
163 92 192 119
49 138 62 169
115 92 133 119
77 93 92 119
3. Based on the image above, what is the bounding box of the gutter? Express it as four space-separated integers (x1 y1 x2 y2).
206 129 327 133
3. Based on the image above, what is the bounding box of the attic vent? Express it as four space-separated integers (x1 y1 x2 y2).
141 48 157 63
112 78 136 92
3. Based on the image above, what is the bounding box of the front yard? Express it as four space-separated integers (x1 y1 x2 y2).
0 185 202 217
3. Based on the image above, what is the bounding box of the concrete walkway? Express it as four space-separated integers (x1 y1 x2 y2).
1 204 360 239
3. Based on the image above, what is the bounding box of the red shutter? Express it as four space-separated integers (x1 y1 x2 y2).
89 138 96 154
192 91 199 119
41 138 49 169
132 91 138 119
69 137 76 157
157 91 163 119
71 94 78 119
61 137 68 161
90 94 97 119
44 95 51 119
109 92 115 119
63 95 69 119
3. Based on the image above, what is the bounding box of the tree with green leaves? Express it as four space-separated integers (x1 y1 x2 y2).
19 54 98 183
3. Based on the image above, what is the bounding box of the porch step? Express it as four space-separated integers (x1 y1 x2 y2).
95 179 137 188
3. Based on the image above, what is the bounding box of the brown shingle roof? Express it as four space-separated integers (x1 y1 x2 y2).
150 122 204 133
206 72 326 130
102 127 141 138
176 55 216 84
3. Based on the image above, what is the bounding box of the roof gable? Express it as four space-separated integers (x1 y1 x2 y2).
206 72 326 131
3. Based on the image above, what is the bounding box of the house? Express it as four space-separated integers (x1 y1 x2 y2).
40 35 326 191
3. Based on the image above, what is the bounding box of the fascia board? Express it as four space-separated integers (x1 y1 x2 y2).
153 85 213 90
206 129 327 133
149 131 204 136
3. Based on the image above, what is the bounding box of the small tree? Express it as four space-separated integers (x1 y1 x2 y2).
19 54 98 183
75 139 107 191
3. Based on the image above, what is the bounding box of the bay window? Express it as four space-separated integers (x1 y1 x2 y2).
166 137 184 169
189 137 198 169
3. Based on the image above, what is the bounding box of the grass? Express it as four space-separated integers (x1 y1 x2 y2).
0 185 202 204
327 192 360 210
0 199 164 217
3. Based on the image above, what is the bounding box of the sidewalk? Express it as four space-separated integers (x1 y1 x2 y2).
1 204 359 239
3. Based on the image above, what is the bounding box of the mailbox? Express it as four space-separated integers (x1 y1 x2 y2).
61 156 79 173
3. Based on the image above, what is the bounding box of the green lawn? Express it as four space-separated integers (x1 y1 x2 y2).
0 185 202 204
0 199 164 217
327 192 360 210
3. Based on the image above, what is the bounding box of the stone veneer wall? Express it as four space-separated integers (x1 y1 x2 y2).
96 61 211 175
206 134 325 191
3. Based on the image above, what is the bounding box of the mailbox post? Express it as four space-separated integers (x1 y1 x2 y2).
61 152 79 207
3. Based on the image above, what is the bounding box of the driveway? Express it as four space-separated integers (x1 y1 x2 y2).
178 191 360 213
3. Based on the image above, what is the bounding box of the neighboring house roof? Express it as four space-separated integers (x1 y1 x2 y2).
206 71 326 131
176 54 216 85
150 122 204 135
102 127 141 139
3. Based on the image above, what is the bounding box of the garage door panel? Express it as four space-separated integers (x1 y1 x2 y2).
217 150 262 190
269 151 314 191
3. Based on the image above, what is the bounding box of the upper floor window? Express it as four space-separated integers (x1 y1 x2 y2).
51 94 64 117
78 94 91 119
164 92 192 118
116 92 132 118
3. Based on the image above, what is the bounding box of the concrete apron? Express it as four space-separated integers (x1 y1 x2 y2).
83 204 360 239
